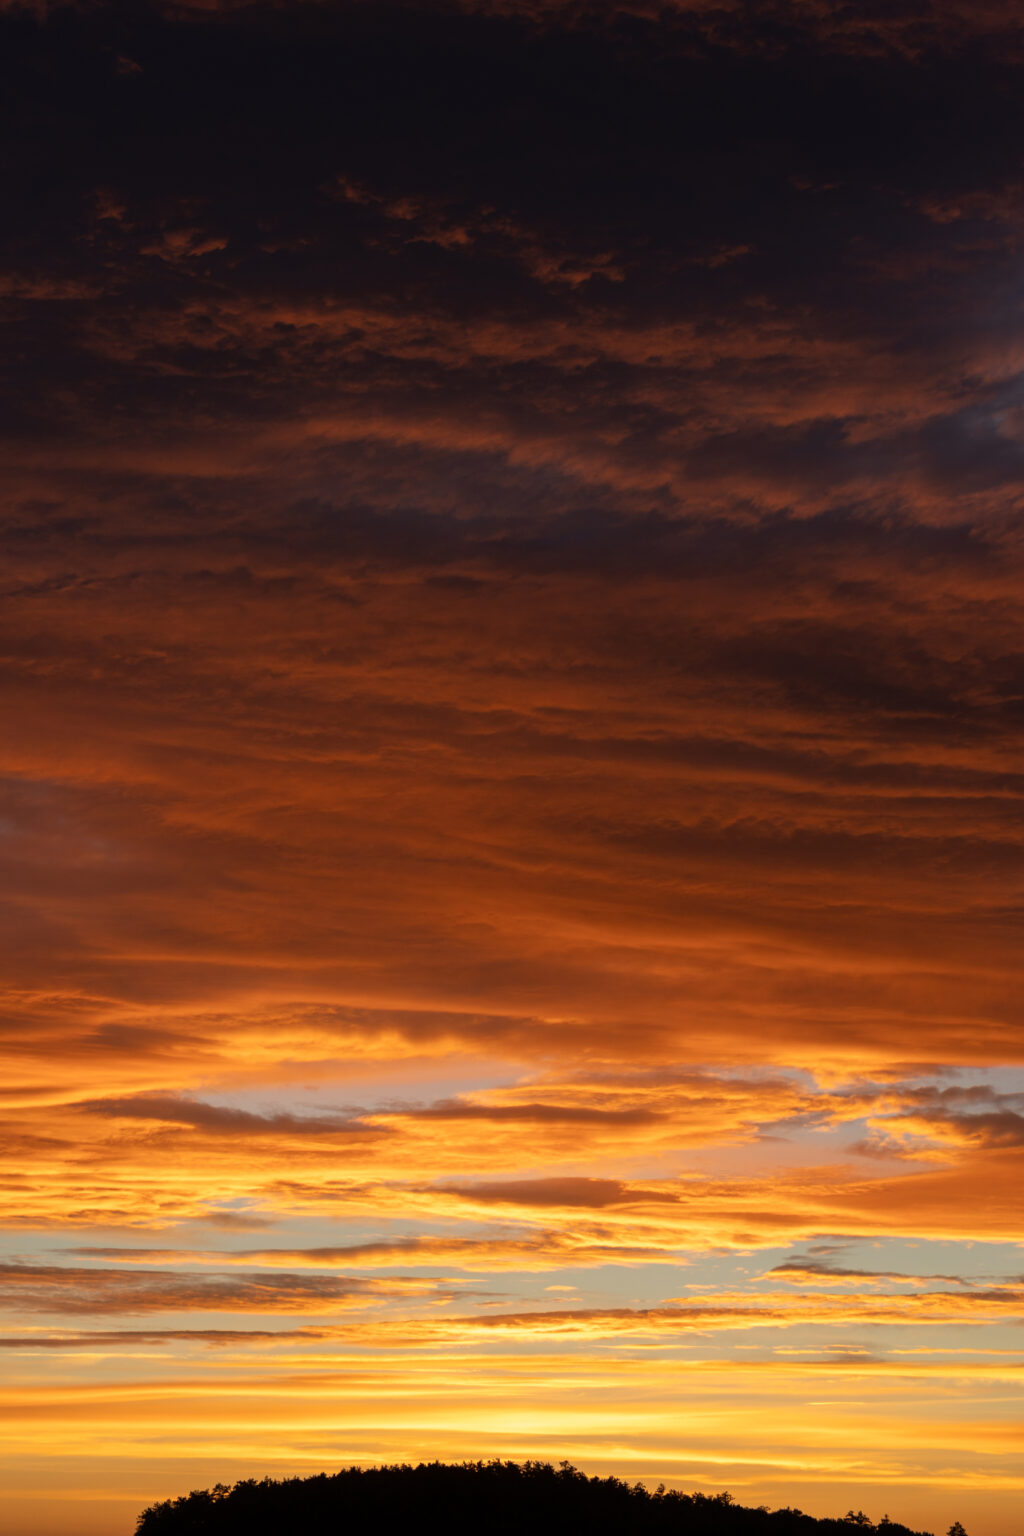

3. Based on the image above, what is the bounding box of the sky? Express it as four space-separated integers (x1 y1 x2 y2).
1 1 1023 1533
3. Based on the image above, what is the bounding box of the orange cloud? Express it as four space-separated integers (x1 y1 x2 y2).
2 4 1024 1534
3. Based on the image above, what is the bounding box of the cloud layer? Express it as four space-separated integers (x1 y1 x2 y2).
1 2 1023 1534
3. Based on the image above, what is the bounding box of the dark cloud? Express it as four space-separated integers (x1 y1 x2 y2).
66 1240 495 1263
922 1110 1024 1148
194 1209 278 1231
770 1259 973 1287
76 1092 660 1135
77 1095 383 1137
461 1303 753 1329
860 1084 1024 1152
63 1231 672 1268
433 1178 679 1207
406 1099 662 1126
0 1326 324 1348
0 1261 450 1315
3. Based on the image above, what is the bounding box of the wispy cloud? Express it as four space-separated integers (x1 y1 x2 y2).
2 0 1024 1529
0 1262 464 1316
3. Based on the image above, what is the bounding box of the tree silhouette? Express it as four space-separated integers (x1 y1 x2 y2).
135 1460 943 1536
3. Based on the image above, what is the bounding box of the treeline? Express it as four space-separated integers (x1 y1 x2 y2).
135 1458 963 1536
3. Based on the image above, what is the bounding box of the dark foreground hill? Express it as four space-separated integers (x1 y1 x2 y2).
136 1459 960 1536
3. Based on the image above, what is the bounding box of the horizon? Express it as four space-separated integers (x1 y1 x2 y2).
1 2 1022 1534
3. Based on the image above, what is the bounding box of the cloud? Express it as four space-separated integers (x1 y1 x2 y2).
77 1095 384 1138
4 1278 1024 1346
397 1099 662 1126
64 1230 684 1270
0 1262 458 1316
0 1326 325 1348
430 1178 679 1209
769 1259 974 1287
193 1209 278 1231
278 1284 1024 1342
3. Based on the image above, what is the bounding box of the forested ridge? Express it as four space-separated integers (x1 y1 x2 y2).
136 1459 966 1536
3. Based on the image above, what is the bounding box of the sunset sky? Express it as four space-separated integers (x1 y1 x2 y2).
2 2 1023 1533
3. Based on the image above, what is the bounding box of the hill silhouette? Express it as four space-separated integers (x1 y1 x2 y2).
135 1459 961 1536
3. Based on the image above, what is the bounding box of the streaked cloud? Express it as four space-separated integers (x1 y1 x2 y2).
0 1262 464 1316
2 1 1023 1533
